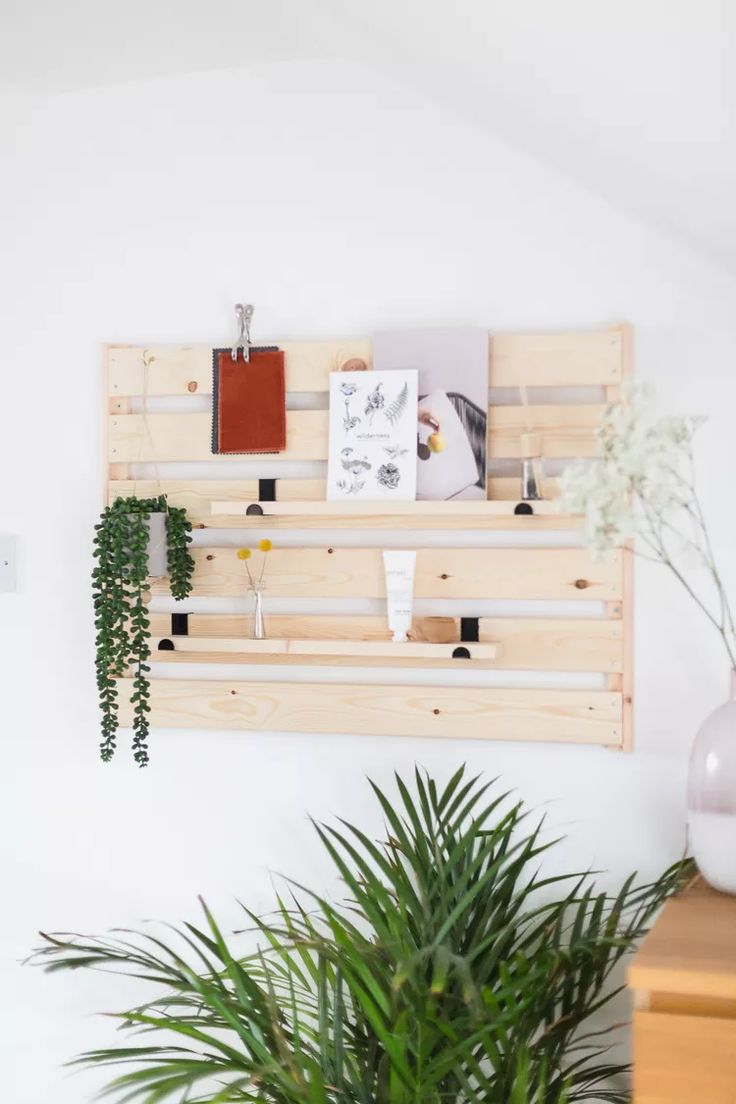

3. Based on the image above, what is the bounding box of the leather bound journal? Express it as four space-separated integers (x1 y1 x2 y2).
211 347 286 454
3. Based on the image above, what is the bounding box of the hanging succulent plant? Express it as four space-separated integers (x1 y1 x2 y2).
92 495 194 767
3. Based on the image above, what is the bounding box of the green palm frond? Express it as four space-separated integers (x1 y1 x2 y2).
33 767 689 1103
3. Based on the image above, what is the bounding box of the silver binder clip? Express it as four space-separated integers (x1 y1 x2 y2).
232 303 254 362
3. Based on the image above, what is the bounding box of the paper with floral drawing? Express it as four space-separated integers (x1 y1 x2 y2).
327 370 418 501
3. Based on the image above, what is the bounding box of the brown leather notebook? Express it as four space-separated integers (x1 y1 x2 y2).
212 347 286 454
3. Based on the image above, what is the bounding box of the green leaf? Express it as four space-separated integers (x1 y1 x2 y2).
33 771 687 1103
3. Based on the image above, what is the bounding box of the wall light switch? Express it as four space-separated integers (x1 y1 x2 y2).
0 535 17 592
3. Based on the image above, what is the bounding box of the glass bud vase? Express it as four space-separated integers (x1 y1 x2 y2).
687 670 736 894
248 583 266 640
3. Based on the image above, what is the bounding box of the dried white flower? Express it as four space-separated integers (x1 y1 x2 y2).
559 382 735 665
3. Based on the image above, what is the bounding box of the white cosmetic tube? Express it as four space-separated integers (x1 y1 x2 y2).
382 551 416 642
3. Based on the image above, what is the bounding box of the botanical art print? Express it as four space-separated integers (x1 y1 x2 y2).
327 369 418 501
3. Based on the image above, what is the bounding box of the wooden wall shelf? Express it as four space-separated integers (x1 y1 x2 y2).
106 323 633 748
209 499 581 530
153 637 501 667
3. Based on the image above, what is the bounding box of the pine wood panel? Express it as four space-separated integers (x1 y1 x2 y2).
480 617 622 671
108 329 622 397
109 407 598 465
109 478 328 508
490 329 622 387
108 340 372 396
108 411 329 463
149 614 622 672
116 678 622 744
487 404 602 458
633 1011 736 1103
149 547 623 600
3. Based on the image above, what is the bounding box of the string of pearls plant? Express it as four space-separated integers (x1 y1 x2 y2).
92 496 194 767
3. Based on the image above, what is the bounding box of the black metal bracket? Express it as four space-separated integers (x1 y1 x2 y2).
514 502 534 515
460 617 479 643
259 478 276 502
452 646 471 660
158 639 175 651
171 613 189 636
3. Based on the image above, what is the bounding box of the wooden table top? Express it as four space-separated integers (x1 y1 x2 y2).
629 877 736 1001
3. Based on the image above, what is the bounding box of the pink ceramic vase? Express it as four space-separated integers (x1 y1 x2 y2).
687 670 736 894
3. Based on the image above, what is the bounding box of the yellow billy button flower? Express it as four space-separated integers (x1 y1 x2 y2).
258 539 273 553
237 548 251 561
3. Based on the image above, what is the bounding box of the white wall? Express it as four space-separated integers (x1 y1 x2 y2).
4 60 736 1102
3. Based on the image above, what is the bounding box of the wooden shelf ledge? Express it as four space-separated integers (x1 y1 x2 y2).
153 637 501 668
209 499 581 530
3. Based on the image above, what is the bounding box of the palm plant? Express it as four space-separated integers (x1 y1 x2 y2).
34 768 687 1103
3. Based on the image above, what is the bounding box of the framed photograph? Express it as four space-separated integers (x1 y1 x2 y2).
326 369 418 501
372 328 489 500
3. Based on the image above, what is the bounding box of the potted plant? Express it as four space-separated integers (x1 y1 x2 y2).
92 495 194 767
35 768 686 1102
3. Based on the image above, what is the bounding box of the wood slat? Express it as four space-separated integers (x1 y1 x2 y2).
108 340 372 396
117 678 622 744
108 406 598 465
149 547 622 600
148 614 622 672
108 328 623 396
487 404 602 458
490 329 622 387
480 617 622 672
108 479 327 516
108 411 328 463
